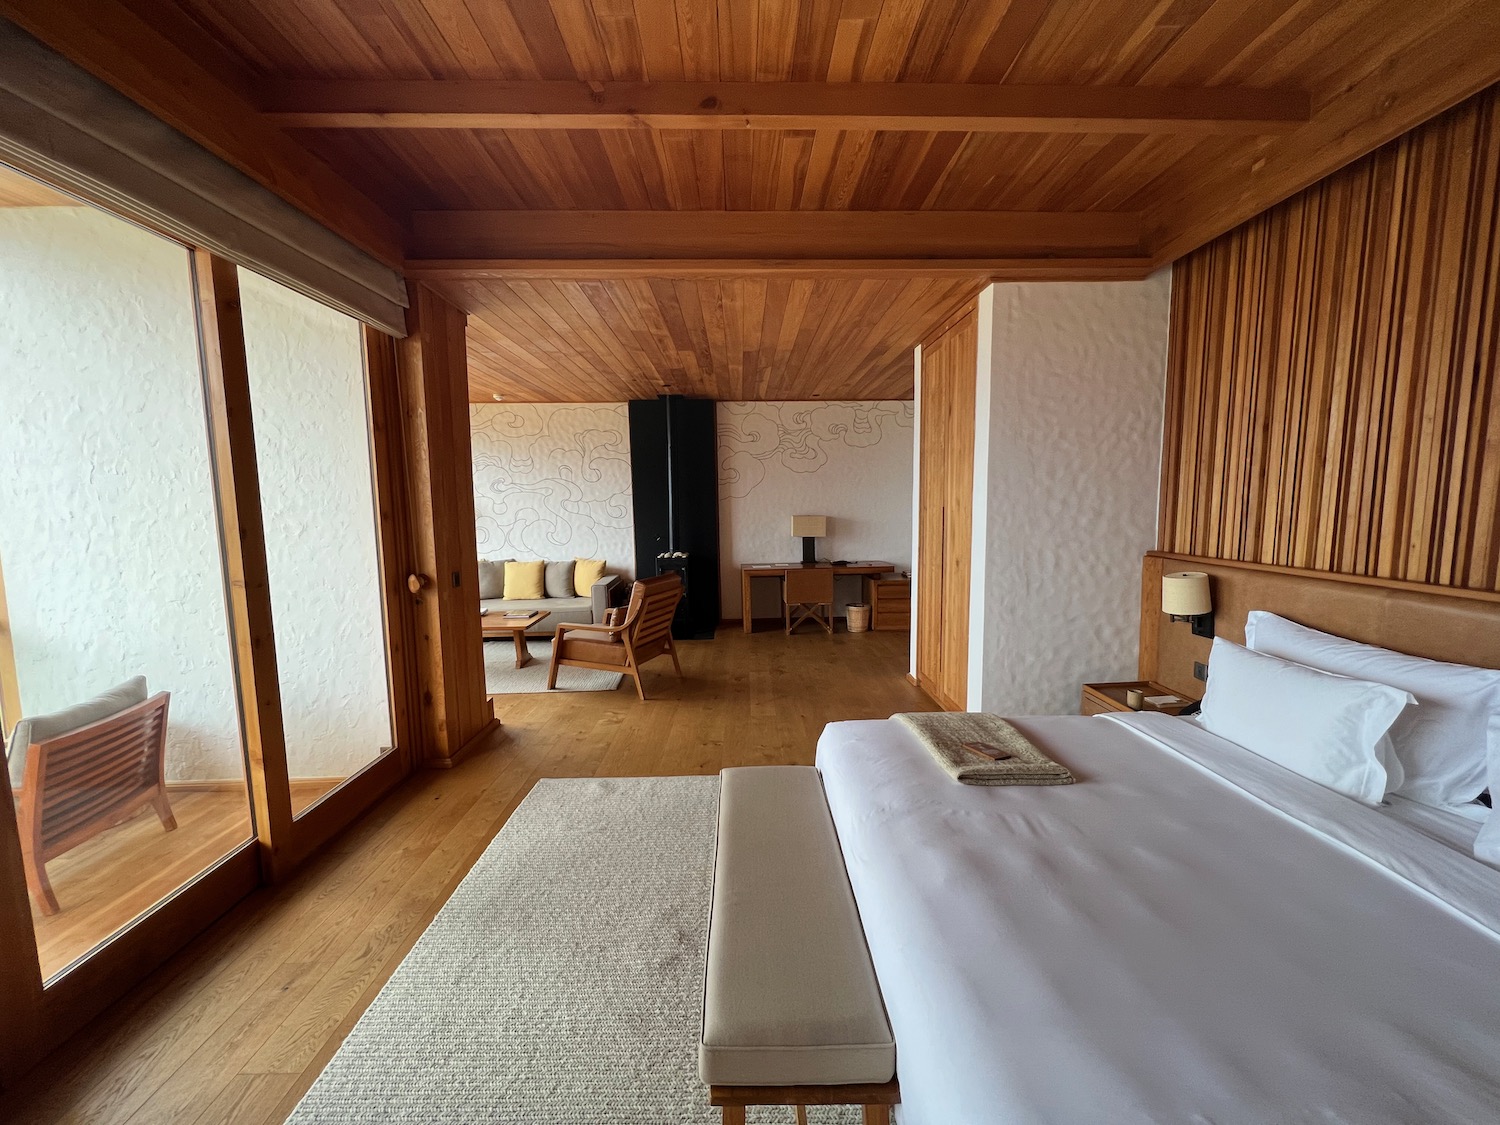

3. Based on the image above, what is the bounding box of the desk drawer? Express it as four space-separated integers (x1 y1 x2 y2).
867 578 910 631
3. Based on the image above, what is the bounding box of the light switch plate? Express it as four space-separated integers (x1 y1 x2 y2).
1193 661 1209 682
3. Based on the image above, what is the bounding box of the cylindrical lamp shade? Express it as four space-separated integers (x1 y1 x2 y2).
1162 571 1212 616
791 515 828 537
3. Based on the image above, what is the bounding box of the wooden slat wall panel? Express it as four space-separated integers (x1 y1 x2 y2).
1159 85 1500 592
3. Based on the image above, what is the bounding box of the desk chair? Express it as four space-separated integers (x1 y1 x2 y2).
784 567 835 635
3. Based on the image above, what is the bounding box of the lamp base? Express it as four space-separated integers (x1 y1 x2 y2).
801 537 817 565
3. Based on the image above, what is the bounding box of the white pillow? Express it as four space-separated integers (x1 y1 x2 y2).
1244 610 1500 808
1198 638 1415 806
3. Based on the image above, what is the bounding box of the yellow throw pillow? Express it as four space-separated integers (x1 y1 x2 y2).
504 560 546 600
574 558 606 596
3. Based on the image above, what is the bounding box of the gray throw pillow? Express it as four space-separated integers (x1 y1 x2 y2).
477 558 511 600
545 560 577 599
8 675 149 789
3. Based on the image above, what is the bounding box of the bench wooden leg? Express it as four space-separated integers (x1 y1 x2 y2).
711 1081 899 1121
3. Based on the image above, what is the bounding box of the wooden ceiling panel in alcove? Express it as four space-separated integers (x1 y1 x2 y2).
439 276 977 403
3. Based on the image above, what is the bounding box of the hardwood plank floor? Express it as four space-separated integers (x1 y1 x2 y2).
21 781 338 981
0 627 933 1124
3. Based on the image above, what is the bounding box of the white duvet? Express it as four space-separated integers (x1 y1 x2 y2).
816 713 1500 1125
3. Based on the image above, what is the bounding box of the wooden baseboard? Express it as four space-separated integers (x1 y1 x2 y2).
906 674 954 711
426 714 504 769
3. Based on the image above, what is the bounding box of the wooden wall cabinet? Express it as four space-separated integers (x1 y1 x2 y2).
915 310 977 711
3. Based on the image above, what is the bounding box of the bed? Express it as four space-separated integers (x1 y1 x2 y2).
816 711 1500 1124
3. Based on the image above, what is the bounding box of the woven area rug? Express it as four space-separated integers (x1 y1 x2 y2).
484 637 624 694
286 776 857 1124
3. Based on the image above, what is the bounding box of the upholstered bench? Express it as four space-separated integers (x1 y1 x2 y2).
701 766 899 1125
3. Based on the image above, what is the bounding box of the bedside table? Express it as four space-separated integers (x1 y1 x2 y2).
1081 681 1197 717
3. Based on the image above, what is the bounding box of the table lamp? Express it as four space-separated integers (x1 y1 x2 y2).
791 515 827 565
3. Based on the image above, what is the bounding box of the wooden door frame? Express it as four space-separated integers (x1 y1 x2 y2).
0 547 22 738
194 253 422 873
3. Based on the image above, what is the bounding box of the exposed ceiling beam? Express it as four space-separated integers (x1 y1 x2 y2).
1147 3 1500 265
263 80 1309 135
410 210 1145 262
405 258 1154 281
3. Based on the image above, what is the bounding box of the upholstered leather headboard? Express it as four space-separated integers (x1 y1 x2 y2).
1140 552 1500 701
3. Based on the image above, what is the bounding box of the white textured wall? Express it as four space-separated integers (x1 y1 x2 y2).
241 271 392 778
470 404 635 578
970 274 1172 714
718 401 914 618
0 207 242 780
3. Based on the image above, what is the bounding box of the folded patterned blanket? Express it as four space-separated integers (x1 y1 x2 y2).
893 712 1076 786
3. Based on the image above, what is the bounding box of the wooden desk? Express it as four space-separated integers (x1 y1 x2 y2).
740 562 896 633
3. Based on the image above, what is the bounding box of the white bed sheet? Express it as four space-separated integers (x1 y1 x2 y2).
816 713 1500 1125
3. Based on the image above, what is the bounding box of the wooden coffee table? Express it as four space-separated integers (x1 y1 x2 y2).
481 609 550 668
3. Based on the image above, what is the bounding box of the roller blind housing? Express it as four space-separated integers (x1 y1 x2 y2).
0 19 407 336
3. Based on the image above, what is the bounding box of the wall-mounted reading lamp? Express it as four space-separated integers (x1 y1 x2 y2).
792 515 827 565
1162 571 1215 638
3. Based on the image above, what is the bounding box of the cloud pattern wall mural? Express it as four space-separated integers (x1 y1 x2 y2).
471 404 635 574
717 400 914 498
716 400 916 617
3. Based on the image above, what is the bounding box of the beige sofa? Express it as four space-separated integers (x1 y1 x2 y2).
478 559 622 634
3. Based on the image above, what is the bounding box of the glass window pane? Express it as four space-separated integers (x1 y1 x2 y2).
0 165 253 980
237 269 393 816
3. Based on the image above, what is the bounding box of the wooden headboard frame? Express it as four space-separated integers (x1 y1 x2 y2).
1140 552 1500 700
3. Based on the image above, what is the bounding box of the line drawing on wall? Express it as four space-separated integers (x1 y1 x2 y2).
717 401 914 499
471 404 634 568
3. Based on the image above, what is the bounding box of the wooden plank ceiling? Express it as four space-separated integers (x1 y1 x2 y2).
9 0 1500 400
449 275 978 402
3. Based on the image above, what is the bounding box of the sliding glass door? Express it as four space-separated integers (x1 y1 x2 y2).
0 165 255 980
0 156 422 1085
237 269 395 817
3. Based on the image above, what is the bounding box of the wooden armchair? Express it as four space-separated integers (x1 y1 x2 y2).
548 573 684 701
11 689 174 915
